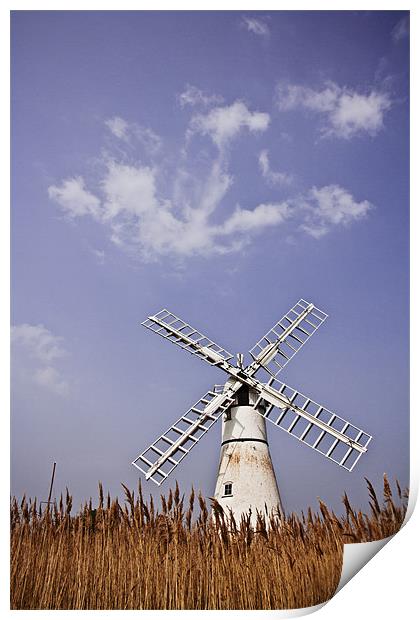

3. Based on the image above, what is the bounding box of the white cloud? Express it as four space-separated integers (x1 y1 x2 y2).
189 101 270 149
11 324 69 396
48 158 291 260
12 324 66 363
49 169 373 257
48 108 373 261
105 116 161 153
101 161 232 258
178 85 224 108
241 16 270 38
105 116 129 140
330 92 391 138
258 150 293 185
276 82 391 139
48 177 101 219
101 161 158 219
220 202 289 235
392 16 409 42
297 185 373 238
278 83 339 113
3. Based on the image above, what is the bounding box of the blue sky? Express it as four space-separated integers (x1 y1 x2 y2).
11 10 409 515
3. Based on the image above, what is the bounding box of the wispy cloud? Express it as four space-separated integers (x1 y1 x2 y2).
276 81 391 139
11 324 69 396
48 102 373 261
105 116 129 140
241 16 270 38
48 158 283 260
296 185 373 238
391 16 409 43
105 116 162 154
178 84 224 108
258 150 293 185
188 101 270 149
48 177 101 219
48 168 372 257
90 248 106 264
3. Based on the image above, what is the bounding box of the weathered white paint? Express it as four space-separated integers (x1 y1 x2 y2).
213 389 283 526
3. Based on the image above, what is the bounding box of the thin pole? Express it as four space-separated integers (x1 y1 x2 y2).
47 461 56 505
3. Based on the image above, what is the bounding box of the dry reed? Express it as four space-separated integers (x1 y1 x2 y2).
10 475 407 610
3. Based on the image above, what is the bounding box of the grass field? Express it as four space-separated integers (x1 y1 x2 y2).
10 475 407 610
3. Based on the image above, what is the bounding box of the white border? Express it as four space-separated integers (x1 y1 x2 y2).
3 2 417 618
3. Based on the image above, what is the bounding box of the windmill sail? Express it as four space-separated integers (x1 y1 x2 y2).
132 388 234 485
248 299 328 381
253 378 372 472
142 309 233 366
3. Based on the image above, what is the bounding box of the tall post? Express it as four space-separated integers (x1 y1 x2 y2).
47 461 56 506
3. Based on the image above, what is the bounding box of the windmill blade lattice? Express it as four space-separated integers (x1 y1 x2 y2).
253 378 372 472
132 388 234 485
249 299 328 381
142 309 234 366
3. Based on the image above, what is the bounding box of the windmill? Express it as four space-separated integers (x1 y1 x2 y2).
132 299 372 523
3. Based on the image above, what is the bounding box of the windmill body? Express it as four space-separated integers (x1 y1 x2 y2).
214 385 283 524
132 300 373 522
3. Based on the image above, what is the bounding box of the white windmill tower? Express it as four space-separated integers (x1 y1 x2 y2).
132 299 372 524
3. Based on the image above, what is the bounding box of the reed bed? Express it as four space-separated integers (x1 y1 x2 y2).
10 475 407 610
